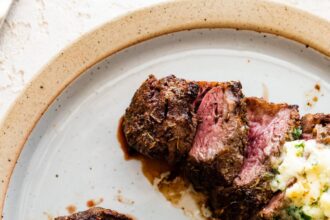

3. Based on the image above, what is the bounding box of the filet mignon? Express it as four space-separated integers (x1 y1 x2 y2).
122 75 305 219
55 207 132 220
122 75 199 165
185 81 247 190
210 97 300 219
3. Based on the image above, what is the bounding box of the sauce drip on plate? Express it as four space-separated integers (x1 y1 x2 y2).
117 117 211 219
117 117 170 183
66 205 77 214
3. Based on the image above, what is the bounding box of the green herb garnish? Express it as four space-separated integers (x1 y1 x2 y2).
286 206 312 220
271 168 280 175
300 212 312 220
295 142 305 149
263 172 275 180
295 142 305 157
292 127 303 140
311 201 318 206
272 215 281 220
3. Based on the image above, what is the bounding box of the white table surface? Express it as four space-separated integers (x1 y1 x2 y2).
0 0 330 121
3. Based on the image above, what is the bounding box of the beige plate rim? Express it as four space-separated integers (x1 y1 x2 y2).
1 0 330 217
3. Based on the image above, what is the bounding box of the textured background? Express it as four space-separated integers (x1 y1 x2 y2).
0 0 330 120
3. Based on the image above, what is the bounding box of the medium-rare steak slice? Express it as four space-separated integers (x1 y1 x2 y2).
236 97 300 186
186 81 247 190
301 113 330 144
55 207 132 220
210 97 300 219
123 75 199 165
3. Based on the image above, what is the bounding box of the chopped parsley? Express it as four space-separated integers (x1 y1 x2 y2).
300 212 313 220
295 142 305 157
292 127 303 140
295 142 305 148
286 206 312 220
271 168 280 175
263 172 275 180
311 201 318 206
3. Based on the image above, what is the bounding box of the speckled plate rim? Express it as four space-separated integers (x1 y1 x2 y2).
1 0 330 217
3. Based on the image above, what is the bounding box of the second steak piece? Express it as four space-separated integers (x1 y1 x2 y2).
55 207 133 220
210 97 300 219
186 81 247 190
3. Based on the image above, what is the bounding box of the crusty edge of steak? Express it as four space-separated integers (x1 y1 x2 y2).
301 113 330 144
55 207 133 220
301 113 330 133
257 192 286 219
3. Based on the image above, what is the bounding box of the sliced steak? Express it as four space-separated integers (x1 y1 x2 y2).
210 97 300 219
185 81 247 190
55 207 133 220
236 97 300 186
301 113 330 144
122 75 199 165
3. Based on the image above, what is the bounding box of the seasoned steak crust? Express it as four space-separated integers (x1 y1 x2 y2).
186 81 247 190
301 113 330 144
301 113 330 133
122 75 199 165
55 207 132 220
210 97 300 219
257 192 286 219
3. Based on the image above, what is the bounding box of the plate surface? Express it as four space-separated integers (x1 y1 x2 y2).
0 0 12 29
3 28 330 220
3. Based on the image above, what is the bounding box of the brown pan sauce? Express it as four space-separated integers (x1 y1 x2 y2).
117 117 170 184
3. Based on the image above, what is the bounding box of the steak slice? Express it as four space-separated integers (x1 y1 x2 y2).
210 97 300 219
301 113 330 144
236 97 300 186
186 81 247 190
122 75 199 165
55 207 132 220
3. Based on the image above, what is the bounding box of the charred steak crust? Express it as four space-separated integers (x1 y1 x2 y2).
122 75 199 164
55 207 132 220
301 113 330 144
257 192 286 219
210 97 300 219
301 113 330 133
185 81 248 190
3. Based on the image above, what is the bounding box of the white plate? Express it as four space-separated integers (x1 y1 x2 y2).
0 0 13 29
3 29 330 220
